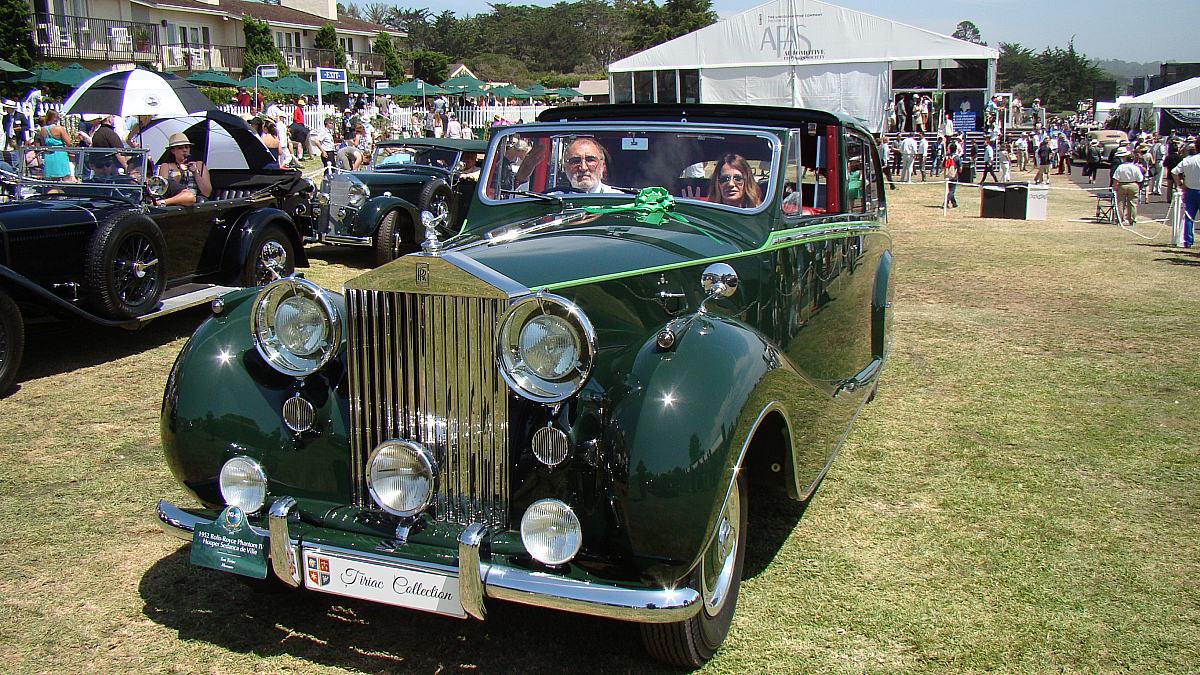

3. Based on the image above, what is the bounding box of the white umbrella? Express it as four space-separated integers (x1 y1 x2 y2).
63 68 217 117
140 111 274 171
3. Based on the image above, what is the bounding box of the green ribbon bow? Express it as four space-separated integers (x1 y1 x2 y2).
582 187 718 241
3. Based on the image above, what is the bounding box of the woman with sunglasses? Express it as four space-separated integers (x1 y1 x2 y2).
706 153 762 208
158 132 211 201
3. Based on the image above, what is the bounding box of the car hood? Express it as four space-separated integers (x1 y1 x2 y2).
0 199 98 232
447 210 744 290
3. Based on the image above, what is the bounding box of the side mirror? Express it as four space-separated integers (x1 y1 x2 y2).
700 262 738 299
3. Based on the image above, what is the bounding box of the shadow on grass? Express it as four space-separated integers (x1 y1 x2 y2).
1140 242 1200 266
14 304 209 387
302 244 378 270
139 548 678 675
744 488 811 579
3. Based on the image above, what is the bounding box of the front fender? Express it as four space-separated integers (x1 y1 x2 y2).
161 286 350 510
357 196 421 239
610 314 776 585
221 208 309 277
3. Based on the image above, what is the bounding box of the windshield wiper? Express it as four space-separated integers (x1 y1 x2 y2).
500 189 563 206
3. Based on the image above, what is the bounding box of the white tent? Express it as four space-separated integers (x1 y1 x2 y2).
609 0 998 132
1122 77 1200 134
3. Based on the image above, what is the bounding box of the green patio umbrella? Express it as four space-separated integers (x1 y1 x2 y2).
187 69 241 87
270 74 317 96
385 79 446 97
238 75 279 91
441 73 486 89
18 65 65 87
553 87 583 98
524 83 549 97
0 58 31 82
489 84 531 99
52 63 94 88
455 84 489 98
345 80 370 94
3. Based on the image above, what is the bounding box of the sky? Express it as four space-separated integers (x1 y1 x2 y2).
418 0 1200 64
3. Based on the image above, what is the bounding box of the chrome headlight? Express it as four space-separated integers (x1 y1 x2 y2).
496 293 595 403
251 277 342 377
348 180 369 208
219 456 268 513
521 499 582 565
367 440 437 517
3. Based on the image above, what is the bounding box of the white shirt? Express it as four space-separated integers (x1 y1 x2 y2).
446 119 462 139
1172 153 1200 189
900 137 918 156
583 181 622 194
311 125 335 152
1112 161 1145 184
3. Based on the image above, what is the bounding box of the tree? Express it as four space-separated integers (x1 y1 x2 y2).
242 17 288 78
372 32 406 85
952 20 986 46
313 24 346 68
362 2 391 26
408 49 449 84
339 2 361 19
997 42 1036 90
0 0 37 69
626 0 716 52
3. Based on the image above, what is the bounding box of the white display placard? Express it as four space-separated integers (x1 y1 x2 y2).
302 548 466 618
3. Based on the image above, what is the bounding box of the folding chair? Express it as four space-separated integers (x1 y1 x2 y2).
109 26 132 51
48 25 74 49
1095 190 1115 224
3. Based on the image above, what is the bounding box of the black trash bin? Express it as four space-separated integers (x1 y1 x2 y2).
980 184 1007 218
1004 183 1029 219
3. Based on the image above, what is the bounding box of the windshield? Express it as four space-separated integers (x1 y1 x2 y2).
12 145 149 189
481 128 777 211
373 145 459 169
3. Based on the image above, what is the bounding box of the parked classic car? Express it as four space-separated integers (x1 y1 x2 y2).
156 105 894 667
315 138 488 266
0 146 310 396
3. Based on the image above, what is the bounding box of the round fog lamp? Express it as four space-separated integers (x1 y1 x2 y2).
521 499 582 565
219 456 268 513
367 440 437 517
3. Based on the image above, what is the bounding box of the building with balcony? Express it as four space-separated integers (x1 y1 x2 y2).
28 0 403 82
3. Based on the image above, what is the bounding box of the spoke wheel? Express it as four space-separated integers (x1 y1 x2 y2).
85 210 166 319
241 225 295 287
641 471 748 669
417 179 456 231
373 209 416 266
0 288 24 397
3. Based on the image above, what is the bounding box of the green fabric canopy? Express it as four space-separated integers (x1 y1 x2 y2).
489 84 532 99
187 70 241 87
270 74 317 96
239 75 278 91
441 73 486 89
53 63 94 87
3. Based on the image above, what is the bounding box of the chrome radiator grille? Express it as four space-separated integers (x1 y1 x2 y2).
346 288 510 528
329 175 353 208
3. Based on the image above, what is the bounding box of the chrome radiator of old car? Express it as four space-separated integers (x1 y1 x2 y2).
345 287 511 528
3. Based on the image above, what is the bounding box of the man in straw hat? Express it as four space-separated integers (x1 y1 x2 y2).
1110 147 1144 226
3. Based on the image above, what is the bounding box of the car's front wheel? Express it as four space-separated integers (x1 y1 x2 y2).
241 224 295 287
417 179 456 229
85 210 167 319
0 288 24 397
640 470 747 668
373 209 416 266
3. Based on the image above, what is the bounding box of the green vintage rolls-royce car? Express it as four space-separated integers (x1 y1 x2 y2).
156 105 893 667
315 138 488 266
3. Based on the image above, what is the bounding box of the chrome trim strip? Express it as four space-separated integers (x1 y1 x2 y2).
268 497 302 587
770 222 880 246
484 566 701 624
155 500 268 540
458 523 489 620
321 234 373 246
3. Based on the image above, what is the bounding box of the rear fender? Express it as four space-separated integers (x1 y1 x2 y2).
221 208 308 278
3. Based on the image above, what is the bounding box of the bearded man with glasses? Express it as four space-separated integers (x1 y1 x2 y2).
564 137 620 193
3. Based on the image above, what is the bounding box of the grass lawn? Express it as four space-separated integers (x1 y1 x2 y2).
0 168 1196 674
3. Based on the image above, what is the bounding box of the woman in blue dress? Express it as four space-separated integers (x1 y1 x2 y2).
38 109 74 181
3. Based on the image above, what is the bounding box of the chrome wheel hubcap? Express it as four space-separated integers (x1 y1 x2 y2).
701 477 740 617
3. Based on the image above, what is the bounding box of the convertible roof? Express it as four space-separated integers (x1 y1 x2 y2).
537 104 865 133
377 138 489 152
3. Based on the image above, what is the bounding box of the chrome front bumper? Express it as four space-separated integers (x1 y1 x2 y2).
156 499 700 624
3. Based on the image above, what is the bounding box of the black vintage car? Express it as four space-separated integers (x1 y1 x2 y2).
315 138 488 265
0 146 311 396
156 105 893 667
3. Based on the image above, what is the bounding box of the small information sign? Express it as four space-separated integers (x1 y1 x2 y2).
190 506 268 579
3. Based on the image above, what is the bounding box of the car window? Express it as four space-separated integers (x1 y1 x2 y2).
373 146 458 169
15 146 149 196
781 124 840 218
482 129 777 211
